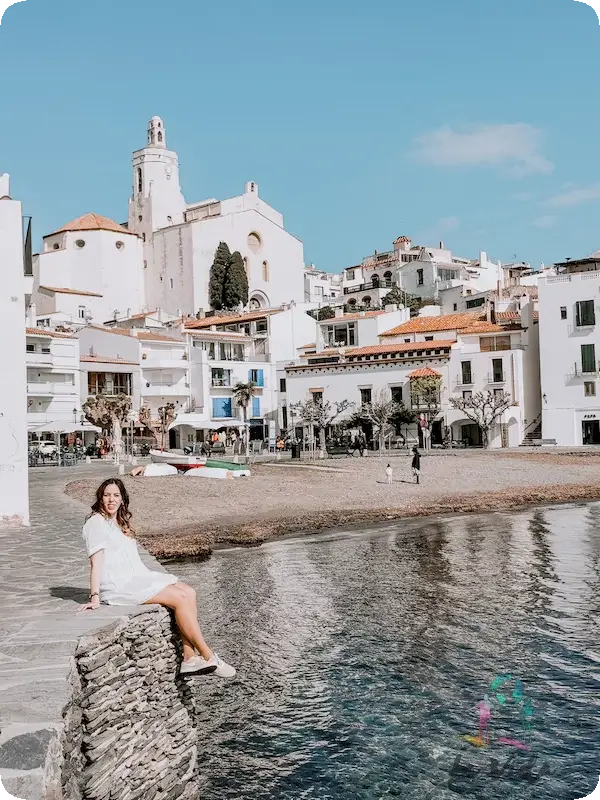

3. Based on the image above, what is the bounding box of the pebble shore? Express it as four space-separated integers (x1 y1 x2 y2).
66 451 600 561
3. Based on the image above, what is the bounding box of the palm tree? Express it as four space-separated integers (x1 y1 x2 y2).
233 381 258 456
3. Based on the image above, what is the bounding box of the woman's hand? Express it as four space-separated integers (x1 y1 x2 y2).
78 599 100 612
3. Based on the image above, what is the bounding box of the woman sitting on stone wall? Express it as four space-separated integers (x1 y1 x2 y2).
79 477 235 678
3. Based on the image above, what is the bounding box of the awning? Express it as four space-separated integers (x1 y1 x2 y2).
30 421 102 434
168 414 247 431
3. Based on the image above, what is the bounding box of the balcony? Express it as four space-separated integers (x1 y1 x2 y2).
486 373 506 385
569 362 600 378
454 376 474 388
26 352 53 366
143 382 189 396
27 382 78 396
344 281 394 295
141 354 189 369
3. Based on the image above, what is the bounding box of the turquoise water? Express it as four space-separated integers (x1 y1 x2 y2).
175 503 600 800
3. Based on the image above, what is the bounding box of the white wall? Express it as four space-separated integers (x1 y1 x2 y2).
145 224 195 316
0 180 29 525
26 332 81 426
539 271 600 445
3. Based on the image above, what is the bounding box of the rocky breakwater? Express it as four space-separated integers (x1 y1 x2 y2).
63 606 198 800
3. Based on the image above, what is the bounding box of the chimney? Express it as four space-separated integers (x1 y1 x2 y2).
27 302 36 327
334 307 344 319
196 308 206 319
384 304 398 313
439 241 444 249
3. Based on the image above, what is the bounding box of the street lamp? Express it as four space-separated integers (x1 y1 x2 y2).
72 407 78 423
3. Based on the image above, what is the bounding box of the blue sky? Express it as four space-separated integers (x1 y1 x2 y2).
0 0 598 271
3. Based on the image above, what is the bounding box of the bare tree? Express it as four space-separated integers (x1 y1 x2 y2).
83 394 132 463
410 374 442 418
449 390 515 448
292 397 354 456
361 389 401 453
139 403 177 449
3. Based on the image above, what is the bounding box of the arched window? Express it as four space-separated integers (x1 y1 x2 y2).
137 168 142 193
347 298 357 307
363 296 371 307
372 274 380 288
262 261 269 282
158 131 163 143
383 271 392 286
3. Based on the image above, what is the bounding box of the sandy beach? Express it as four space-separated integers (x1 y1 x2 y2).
65 450 600 560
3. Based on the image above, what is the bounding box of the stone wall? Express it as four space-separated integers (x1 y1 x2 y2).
62 606 198 800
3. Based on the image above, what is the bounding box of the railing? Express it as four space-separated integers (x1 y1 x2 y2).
545 275 571 284
454 376 474 388
486 373 506 384
212 378 232 387
343 281 394 295
568 323 595 335
143 383 188 394
567 362 600 379
27 383 78 396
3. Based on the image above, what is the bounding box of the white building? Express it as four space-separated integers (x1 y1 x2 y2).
0 175 29 525
167 305 317 444
26 327 81 430
341 236 503 311
303 265 343 305
285 305 541 449
126 117 306 317
538 252 600 446
32 213 144 325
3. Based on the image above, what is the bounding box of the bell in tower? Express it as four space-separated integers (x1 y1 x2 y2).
147 116 166 148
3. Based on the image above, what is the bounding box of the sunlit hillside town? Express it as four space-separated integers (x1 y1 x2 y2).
4 115 600 477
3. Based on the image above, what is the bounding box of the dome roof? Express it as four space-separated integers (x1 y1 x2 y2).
46 213 137 238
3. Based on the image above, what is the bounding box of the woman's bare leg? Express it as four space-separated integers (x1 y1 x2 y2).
180 634 196 661
145 583 213 661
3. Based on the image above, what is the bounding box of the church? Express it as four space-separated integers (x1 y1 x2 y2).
32 116 306 326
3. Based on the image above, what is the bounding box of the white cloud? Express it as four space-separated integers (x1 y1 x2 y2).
436 216 459 233
414 124 553 177
546 183 600 208
532 215 557 229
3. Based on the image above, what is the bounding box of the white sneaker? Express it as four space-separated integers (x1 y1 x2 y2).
202 653 237 678
180 656 217 676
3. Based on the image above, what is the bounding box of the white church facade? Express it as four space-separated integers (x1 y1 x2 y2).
31 116 306 326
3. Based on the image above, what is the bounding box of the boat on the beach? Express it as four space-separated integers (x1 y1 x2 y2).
150 449 207 469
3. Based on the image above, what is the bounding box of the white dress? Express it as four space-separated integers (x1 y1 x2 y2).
82 513 178 605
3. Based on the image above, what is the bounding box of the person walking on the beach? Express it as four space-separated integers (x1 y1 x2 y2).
385 463 393 485
79 478 236 678
411 446 421 484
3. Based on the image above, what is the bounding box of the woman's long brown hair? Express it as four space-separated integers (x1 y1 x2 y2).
90 478 135 536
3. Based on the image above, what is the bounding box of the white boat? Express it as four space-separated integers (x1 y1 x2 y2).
150 449 207 468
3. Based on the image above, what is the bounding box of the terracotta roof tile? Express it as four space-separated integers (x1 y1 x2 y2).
38 285 103 298
408 367 442 378
136 331 184 343
381 312 484 336
184 308 282 329
319 310 385 323
80 355 138 365
26 327 74 339
347 340 455 357
46 213 137 237
87 325 133 337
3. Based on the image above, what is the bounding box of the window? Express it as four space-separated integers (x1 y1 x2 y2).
463 390 472 400
326 323 356 348
137 168 142 193
115 241 124 250
262 261 269 282
493 388 504 400
362 296 371 307
212 397 233 418
138 215 142 222
312 391 323 405
251 397 261 418
453 303 458 311
492 358 504 382
383 271 393 285
248 369 264 387
41 346 51 354
247 232 262 253
279 378 287 393
26 343 34 353
560 306 567 320
88 373 106 395
372 274 380 288
78 306 86 319
256 320 268 334
347 269 355 280
144 260 147 269
466 296 486 309
360 388 372 406
113 374 132 394
218 342 244 361
211 368 231 387
158 131 163 143
142 233 146 242
584 381 596 397
404 338 411 343
581 343 596 374
390 386 403 404
170 278 174 289
75 239 85 249
480 335 511 352
425 336 434 342
461 361 472 385
417 269 424 286
575 300 595 327
53 243 60 250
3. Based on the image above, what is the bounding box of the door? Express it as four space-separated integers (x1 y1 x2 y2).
582 420 600 445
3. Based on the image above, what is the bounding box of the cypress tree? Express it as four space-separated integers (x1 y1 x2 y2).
223 250 249 310
208 242 231 310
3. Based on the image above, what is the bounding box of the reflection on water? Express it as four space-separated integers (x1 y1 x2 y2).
175 503 600 800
